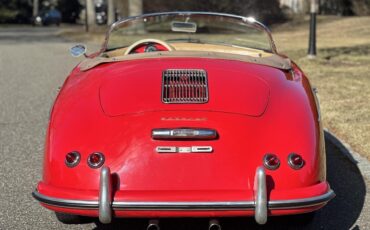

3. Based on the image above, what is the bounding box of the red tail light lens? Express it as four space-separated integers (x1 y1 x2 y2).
65 151 81 168
263 154 280 170
87 152 105 168
288 153 304 169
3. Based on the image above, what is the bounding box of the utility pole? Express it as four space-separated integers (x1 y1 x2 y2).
32 0 39 17
308 0 319 58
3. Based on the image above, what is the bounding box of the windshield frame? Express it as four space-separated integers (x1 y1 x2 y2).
99 11 278 54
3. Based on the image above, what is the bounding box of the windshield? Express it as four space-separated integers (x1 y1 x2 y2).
103 12 276 53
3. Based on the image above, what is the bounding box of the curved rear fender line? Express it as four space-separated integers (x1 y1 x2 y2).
43 67 82 182
293 62 326 182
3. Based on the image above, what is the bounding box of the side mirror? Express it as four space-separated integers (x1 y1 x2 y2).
70 44 87 57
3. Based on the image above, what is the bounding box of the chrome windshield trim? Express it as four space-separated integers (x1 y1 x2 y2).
32 189 335 211
99 11 277 54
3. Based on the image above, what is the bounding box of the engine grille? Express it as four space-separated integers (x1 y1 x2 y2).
162 69 209 104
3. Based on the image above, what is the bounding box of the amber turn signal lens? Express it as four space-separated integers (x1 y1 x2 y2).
263 154 280 170
87 152 105 168
288 153 304 169
65 151 81 168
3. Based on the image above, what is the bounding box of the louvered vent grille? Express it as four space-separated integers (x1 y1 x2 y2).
162 69 209 104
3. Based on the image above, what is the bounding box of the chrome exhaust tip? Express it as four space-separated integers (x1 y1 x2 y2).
209 219 221 230
147 219 160 230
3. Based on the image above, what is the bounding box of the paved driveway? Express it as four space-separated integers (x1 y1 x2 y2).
0 26 368 230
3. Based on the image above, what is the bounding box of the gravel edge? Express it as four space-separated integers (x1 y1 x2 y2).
325 128 370 180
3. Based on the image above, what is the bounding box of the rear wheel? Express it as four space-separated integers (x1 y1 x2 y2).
55 212 84 224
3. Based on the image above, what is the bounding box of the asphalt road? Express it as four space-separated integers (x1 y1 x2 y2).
0 26 369 230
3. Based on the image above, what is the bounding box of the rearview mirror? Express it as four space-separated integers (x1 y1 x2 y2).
171 21 197 33
70 44 87 57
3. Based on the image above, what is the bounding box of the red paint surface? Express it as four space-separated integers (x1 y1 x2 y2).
36 57 329 217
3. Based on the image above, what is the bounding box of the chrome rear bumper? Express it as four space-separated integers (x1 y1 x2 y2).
32 166 335 224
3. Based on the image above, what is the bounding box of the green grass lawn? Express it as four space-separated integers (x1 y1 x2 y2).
273 16 370 160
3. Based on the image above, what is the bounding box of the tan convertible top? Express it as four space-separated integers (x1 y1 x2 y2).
79 50 291 71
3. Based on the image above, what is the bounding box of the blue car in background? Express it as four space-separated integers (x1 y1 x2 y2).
34 9 62 26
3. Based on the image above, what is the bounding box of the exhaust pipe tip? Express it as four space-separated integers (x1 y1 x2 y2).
147 219 160 230
209 219 222 230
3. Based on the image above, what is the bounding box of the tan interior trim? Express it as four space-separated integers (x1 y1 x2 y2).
106 42 271 58
79 50 291 71
123 39 174 55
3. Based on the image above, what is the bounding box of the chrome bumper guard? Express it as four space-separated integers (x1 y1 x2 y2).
32 166 335 225
254 166 267 224
99 166 112 224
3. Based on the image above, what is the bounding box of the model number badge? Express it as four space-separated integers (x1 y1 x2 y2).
156 146 213 153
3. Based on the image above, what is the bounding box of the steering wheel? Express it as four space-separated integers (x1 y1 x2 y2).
124 39 174 55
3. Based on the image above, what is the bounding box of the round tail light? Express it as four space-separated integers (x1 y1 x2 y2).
288 153 304 169
263 154 280 170
87 152 105 168
65 151 81 168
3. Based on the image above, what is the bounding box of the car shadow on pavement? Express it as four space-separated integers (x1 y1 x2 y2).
87 137 366 230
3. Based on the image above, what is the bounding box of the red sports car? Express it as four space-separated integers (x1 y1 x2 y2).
32 12 335 228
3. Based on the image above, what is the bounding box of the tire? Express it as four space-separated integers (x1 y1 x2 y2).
55 212 83 224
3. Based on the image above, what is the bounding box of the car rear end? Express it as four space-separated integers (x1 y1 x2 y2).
33 58 334 224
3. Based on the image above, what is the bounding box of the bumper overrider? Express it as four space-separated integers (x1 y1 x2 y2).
32 166 335 225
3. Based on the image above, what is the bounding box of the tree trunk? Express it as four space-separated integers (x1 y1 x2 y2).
107 0 115 25
33 0 39 17
280 0 306 13
128 0 143 16
116 0 129 20
86 0 96 32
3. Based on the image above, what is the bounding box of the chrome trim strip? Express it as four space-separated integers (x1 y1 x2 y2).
191 146 213 153
254 166 267 225
32 189 335 211
112 201 254 210
152 128 217 140
269 189 336 209
32 191 99 208
156 146 178 153
156 146 213 153
99 166 112 224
